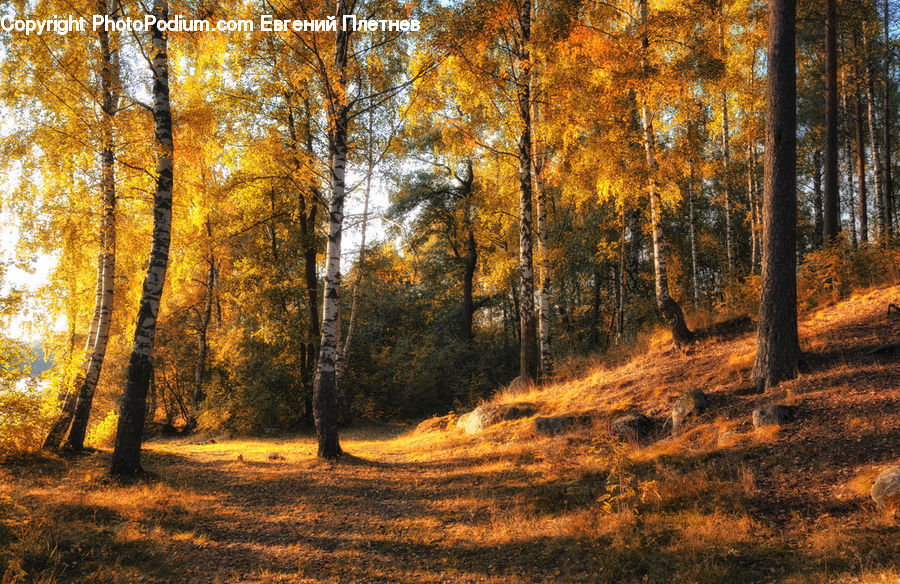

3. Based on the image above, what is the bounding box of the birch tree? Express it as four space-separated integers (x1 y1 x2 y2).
638 0 693 348
311 0 352 460
110 0 174 475
63 0 121 451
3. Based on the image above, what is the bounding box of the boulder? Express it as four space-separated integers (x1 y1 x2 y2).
752 404 796 428
871 465 900 513
534 416 575 436
610 413 655 440
463 402 537 434
671 389 708 431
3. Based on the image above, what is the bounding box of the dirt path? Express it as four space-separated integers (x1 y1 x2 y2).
108 432 598 584
3 286 900 584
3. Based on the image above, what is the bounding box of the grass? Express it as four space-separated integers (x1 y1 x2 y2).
2 284 899 583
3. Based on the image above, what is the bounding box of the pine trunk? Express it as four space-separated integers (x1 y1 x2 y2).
813 149 824 248
843 81 859 247
863 34 886 243
823 0 841 242
853 35 869 243
109 0 173 476
752 0 800 393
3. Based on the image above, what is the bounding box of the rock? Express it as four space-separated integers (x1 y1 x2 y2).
671 389 708 431
534 416 575 436
610 413 655 440
455 413 470 430
752 404 796 428
463 402 537 434
415 415 452 433
871 465 900 513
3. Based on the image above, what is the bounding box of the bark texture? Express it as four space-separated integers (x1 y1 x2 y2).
532 97 552 376
516 0 539 381
312 0 351 459
60 0 121 451
110 0 173 476
752 0 800 393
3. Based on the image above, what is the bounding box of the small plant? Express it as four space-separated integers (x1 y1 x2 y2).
85 410 119 448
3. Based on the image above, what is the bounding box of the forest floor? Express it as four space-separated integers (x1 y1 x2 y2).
2 284 900 584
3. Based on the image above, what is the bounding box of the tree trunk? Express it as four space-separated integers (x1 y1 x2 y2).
460 161 477 343
689 163 701 307
516 0 539 381
312 0 351 460
639 0 692 348
884 0 895 237
109 0 174 476
719 9 734 278
147 359 157 425
752 0 800 393
853 35 869 243
43 251 103 450
192 218 214 419
616 209 626 344
748 143 760 269
532 95 552 376
297 95 320 422
842 78 859 247
335 102 373 424
823 0 841 243
863 34 886 243
462 230 477 343
722 91 734 277
594 268 604 347
63 0 121 451
813 149 824 248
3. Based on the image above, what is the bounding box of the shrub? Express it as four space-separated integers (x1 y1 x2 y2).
85 409 118 448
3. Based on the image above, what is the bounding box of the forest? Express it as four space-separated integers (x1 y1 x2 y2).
1 0 899 582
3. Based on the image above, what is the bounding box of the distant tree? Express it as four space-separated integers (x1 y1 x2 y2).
823 0 840 242
638 0 693 348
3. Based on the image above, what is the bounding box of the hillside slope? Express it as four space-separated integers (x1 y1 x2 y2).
1 285 898 584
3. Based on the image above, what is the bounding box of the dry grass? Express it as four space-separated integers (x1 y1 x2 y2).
2 284 899 583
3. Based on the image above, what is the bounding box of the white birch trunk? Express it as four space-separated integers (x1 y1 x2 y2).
110 0 173 475
532 93 552 376
312 0 351 459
